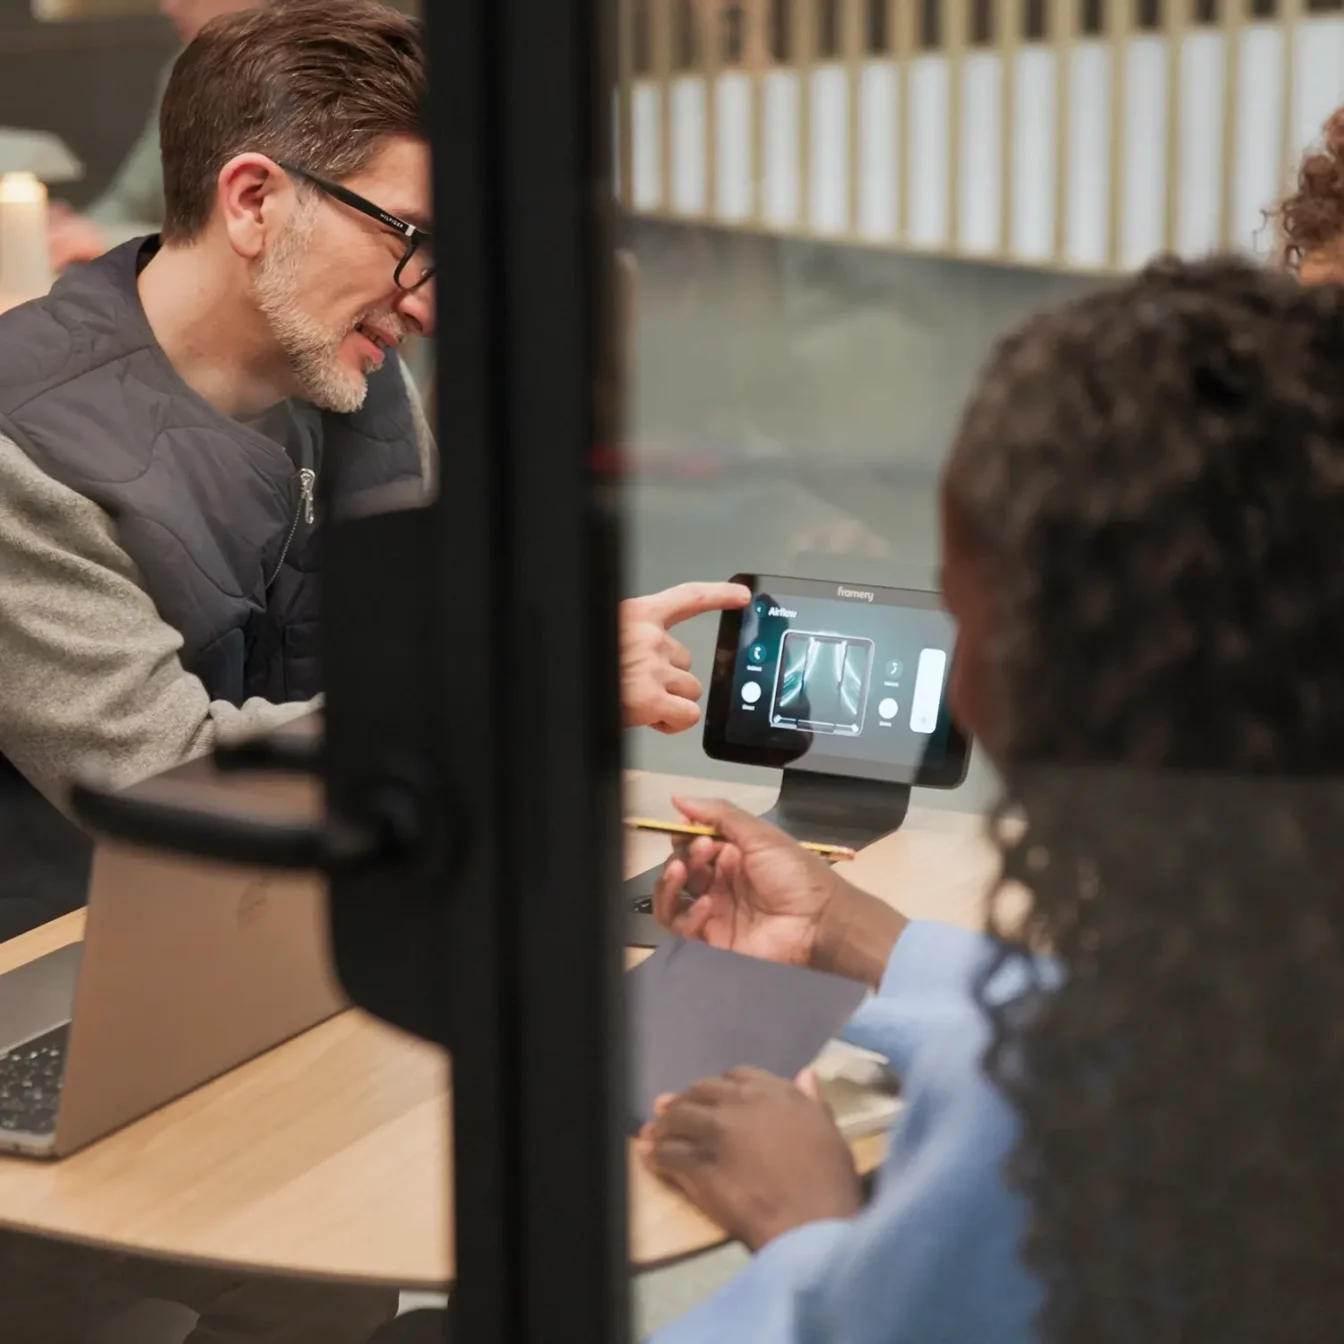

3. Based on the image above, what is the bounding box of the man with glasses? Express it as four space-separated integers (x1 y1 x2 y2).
0 0 433 952
0 0 741 948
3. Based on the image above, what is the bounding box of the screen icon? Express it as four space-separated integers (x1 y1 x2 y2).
885 659 903 680
749 643 767 663
741 681 763 705
878 698 898 720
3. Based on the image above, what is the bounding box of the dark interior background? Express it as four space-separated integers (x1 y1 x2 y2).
0 0 417 204
0 2 175 206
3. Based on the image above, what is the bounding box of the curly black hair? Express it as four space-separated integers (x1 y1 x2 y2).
945 256 1344 1344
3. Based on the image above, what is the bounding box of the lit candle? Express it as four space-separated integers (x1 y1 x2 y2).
0 171 52 301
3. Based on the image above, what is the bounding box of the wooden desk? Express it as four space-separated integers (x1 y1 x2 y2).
0 772 996 1288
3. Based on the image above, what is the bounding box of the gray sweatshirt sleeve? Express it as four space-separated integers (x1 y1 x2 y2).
0 433 316 812
0 367 434 814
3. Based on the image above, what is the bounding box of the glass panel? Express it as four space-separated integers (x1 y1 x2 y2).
625 233 1094 810
616 0 1344 1322
0 0 443 1330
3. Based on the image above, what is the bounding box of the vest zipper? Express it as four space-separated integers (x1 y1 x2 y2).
266 467 316 590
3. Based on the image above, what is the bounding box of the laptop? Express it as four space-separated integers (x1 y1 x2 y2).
0 736 346 1158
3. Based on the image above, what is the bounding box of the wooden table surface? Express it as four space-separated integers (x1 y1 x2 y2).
0 772 997 1288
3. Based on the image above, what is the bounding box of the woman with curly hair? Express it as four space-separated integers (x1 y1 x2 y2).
639 254 1344 1344
1276 107 1344 282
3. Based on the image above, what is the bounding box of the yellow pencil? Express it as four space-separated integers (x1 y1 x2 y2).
624 817 856 863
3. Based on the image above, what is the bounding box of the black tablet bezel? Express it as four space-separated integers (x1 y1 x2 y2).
703 573 971 789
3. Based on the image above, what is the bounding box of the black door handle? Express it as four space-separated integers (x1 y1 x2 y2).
67 779 395 871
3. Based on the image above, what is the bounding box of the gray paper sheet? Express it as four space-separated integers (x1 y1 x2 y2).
627 937 868 1130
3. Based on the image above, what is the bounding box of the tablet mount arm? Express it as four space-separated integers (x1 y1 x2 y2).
756 768 910 847
625 767 911 947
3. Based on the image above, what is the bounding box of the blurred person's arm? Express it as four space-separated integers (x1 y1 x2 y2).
82 96 167 241
49 64 170 270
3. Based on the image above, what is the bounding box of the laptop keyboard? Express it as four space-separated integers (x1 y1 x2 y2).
0 1023 69 1137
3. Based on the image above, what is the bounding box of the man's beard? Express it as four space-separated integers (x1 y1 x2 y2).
252 211 393 415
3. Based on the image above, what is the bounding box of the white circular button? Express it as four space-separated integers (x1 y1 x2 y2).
741 681 763 705
878 698 898 720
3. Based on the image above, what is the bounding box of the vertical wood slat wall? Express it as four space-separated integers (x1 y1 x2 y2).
615 0 1344 276
1105 0 1129 270
999 0 1022 255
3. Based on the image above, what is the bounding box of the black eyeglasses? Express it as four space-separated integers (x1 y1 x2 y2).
278 162 435 293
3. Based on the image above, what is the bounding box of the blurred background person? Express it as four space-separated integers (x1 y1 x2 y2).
1274 105 1344 284
46 0 261 271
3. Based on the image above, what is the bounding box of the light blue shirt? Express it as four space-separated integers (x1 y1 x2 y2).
651 921 1050 1344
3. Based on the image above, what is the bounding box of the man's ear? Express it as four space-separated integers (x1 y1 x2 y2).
216 153 290 261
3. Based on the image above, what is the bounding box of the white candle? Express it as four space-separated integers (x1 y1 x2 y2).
0 172 52 301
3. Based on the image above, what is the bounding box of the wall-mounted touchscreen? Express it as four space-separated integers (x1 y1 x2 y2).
703 575 970 788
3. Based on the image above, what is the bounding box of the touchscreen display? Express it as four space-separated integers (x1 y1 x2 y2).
705 575 968 787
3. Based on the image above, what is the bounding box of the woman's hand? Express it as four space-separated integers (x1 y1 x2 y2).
642 1067 862 1252
653 798 908 987
653 798 847 967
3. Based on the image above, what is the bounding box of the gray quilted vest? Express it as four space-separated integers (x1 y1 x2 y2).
0 238 422 938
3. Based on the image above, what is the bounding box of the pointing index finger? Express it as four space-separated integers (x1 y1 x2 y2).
641 582 751 629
